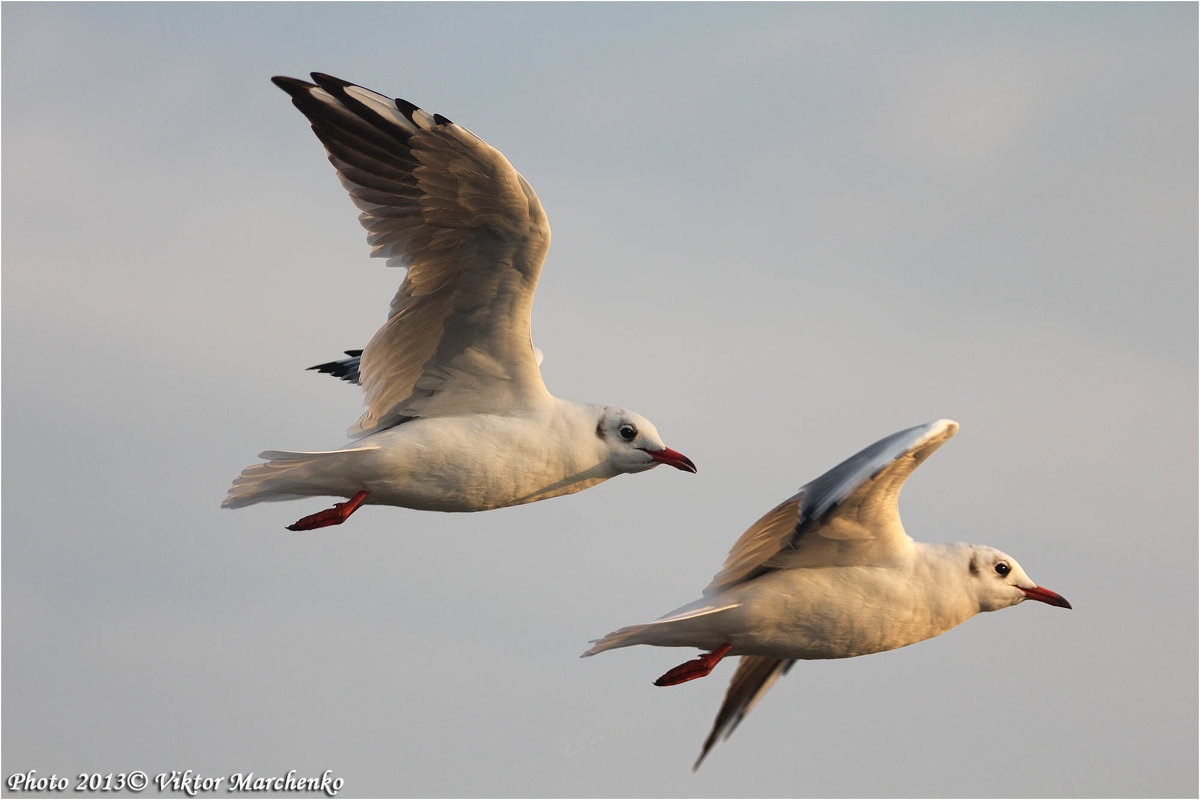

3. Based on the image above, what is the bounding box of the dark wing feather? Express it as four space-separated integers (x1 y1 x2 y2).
694 656 796 770
308 350 363 384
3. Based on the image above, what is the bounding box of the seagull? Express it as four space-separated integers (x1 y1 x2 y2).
582 419 1070 770
223 74 695 531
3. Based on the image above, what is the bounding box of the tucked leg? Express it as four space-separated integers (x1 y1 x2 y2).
286 490 369 531
654 643 733 686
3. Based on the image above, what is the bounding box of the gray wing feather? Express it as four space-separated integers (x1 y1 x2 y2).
274 74 552 436
792 420 955 530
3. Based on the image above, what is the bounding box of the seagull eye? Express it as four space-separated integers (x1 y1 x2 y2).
618 423 638 441
994 562 1011 577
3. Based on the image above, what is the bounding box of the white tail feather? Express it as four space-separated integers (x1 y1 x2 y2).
581 602 741 657
221 446 379 508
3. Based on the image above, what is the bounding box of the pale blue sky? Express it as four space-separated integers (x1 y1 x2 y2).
3 3 1196 797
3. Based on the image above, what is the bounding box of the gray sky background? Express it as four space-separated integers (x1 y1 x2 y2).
3 3 1196 797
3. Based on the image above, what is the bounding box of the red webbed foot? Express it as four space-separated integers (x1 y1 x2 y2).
653 643 733 686
286 490 368 531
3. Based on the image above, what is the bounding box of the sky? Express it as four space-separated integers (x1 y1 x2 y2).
2 3 1196 797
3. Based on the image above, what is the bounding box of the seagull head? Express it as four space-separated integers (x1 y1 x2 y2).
596 408 696 475
968 546 1072 612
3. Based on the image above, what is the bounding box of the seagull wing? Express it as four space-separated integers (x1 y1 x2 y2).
694 656 795 770
274 73 553 436
705 419 959 593
702 490 806 594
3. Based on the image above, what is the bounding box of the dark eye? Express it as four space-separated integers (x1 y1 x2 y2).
618 423 638 441
994 562 1011 577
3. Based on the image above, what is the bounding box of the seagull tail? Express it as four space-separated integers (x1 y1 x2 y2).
581 623 659 657
580 601 741 658
221 446 379 509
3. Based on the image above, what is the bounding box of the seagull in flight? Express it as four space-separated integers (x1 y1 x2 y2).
583 420 1070 769
223 74 695 531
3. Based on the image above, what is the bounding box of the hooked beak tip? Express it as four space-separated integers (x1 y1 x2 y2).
1022 585 1072 609
642 446 697 474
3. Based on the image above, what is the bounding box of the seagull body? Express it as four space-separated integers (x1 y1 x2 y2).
241 403 673 514
223 74 694 529
583 420 1070 768
625 542 1011 661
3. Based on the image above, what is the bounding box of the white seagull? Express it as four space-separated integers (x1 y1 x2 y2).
582 419 1070 769
223 74 695 531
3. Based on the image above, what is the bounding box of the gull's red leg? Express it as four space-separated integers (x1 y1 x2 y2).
286 490 369 531
654 643 733 686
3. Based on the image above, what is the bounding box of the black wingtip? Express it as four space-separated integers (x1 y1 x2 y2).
692 734 719 772
306 351 362 384
270 75 314 93
433 112 453 126
394 97 420 121
310 72 354 91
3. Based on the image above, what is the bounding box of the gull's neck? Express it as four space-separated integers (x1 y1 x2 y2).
911 542 986 629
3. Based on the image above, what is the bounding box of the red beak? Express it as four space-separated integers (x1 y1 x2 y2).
640 447 697 473
1021 585 1072 609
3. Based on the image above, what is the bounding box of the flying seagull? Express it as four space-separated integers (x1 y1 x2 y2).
583 420 1070 769
224 74 695 531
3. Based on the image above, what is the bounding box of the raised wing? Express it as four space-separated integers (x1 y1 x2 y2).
705 420 959 593
694 656 795 770
273 74 553 436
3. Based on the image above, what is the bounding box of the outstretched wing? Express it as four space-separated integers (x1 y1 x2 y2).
705 420 959 593
694 656 795 770
274 73 553 436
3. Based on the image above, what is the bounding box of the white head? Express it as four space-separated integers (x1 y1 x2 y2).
967 545 1072 613
596 407 697 476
